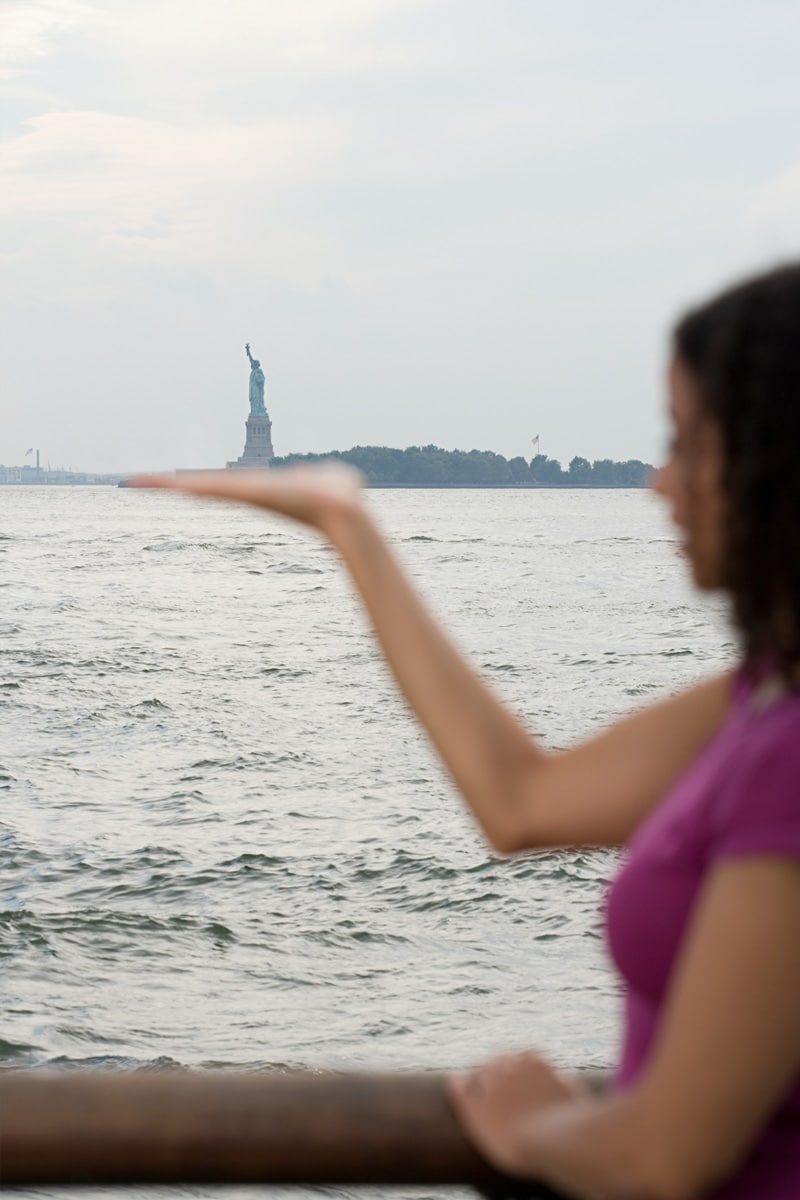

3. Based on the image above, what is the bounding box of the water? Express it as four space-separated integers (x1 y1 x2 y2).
0 486 734 1194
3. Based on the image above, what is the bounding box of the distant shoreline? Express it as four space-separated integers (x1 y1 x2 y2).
0 479 652 490
1 445 655 490
272 447 653 488
0 479 651 491
365 482 650 489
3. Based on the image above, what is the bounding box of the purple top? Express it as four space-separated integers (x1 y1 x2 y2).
606 671 800 1198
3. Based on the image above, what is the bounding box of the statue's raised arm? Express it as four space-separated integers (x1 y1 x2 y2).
245 343 267 416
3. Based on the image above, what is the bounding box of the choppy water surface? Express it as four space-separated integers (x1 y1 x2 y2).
0 486 733 1194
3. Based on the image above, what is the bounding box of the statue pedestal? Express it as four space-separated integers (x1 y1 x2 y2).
228 413 274 468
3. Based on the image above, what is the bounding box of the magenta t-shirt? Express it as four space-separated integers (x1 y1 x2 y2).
606 670 800 1199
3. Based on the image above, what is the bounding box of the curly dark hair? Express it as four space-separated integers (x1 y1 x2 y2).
674 263 800 684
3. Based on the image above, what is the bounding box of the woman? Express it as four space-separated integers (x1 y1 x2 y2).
136 263 800 1199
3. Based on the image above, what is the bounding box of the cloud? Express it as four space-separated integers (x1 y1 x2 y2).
745 164 800 250
89 0 435 74
0 0 100 79
0 109 345 275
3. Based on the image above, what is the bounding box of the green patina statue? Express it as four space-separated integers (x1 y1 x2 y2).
245 344 266 416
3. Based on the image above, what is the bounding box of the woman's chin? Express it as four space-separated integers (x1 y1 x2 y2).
688 553 724 592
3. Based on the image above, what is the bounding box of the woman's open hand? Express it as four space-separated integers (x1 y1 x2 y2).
131 463 365 536
448 1050 588 1178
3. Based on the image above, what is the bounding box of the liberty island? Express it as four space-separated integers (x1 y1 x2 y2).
1 344 652 483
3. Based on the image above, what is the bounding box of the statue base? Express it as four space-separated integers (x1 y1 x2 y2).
227 412 274 468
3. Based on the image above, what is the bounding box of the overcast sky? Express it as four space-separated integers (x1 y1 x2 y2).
2 1 800 473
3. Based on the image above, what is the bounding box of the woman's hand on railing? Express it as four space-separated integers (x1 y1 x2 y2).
449 1051 590 1179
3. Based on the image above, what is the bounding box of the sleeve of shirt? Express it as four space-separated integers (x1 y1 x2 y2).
710 714 800 863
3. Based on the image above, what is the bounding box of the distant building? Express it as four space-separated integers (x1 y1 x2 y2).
0 464 124 485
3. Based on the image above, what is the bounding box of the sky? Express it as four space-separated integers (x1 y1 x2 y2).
2 0 800 473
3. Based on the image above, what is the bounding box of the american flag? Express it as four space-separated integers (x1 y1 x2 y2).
531 435 540 449
25 448 33 456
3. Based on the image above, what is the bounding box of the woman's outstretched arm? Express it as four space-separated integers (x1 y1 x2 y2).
134 466 730 851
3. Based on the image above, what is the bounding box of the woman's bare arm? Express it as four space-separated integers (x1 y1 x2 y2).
327 501 731 851
134 467 731 851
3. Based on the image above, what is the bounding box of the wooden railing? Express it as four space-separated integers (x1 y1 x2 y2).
0 1068 571 1196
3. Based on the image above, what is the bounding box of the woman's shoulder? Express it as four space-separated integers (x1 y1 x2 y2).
709 673 800 861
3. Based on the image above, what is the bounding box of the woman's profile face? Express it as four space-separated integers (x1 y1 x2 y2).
652 356 727 591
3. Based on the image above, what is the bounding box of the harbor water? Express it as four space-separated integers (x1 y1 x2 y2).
0 485 734 1196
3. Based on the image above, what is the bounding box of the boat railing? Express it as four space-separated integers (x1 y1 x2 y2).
0 1067 604 1196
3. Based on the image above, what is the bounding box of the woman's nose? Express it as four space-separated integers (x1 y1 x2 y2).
651 462 669 497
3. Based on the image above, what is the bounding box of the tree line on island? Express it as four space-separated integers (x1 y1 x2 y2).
270 445 653 487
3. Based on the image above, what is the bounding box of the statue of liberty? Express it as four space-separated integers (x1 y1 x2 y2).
245 344 267 416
